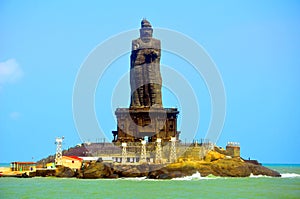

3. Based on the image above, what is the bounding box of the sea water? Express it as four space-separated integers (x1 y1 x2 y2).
0 164 299 199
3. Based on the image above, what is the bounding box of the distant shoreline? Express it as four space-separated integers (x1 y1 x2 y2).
0 163 10 168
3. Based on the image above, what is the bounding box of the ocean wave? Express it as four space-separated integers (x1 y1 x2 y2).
249 173 271 178
119 176 147 180
280 173 300 178
172 172 217 181
250 173 300 178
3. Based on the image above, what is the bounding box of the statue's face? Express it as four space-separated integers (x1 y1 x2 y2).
140 28 153 42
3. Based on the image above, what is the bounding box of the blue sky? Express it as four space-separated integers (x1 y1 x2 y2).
1 1 299 164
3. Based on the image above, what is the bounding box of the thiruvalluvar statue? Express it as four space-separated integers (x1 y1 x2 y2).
130 19 163 108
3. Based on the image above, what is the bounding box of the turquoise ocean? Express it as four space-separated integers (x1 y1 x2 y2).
0 164 299 199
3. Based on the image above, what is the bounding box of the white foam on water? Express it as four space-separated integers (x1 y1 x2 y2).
280 173 300 178
250 173 300 178
95 172 300 181
172 171 214 180
119 176 147 180
249 173 270 178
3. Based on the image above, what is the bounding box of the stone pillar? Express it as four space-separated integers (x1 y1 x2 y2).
155 138 162 163
140 139 147 163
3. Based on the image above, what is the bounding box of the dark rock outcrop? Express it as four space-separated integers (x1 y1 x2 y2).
147 158 281 179
36 169 56 177
79 162 113 179
246 162 280 177
112 163 158 178
75 157 280 179
55 166 77 178
54 158 280 179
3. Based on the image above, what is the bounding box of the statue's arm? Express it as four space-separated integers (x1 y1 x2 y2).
132 40 139 51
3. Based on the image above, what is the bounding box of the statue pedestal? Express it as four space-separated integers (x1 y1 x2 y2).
112 107 180 143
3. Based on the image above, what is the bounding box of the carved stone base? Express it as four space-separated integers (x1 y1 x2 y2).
112 107 180 143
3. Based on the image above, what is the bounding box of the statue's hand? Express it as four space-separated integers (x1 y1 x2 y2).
149 48 159 56
144 49 159 63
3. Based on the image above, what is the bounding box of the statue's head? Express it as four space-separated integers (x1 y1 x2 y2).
140 19 153 43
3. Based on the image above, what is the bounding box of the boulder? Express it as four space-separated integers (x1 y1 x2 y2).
55 166 76 178
246 162 281 177
36 169 56 177
80 162 113 179
112 164 152 177
148 157 281 179
205 151 226 162
210 158 252 177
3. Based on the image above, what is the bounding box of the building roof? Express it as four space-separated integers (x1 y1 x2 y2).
79 157 99 161
11 162 36 164
63 156 82 161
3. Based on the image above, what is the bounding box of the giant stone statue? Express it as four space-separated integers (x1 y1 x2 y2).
130 19 162 108
112 19 179 143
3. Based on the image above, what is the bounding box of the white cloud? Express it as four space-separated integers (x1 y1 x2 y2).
0 59 23 84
